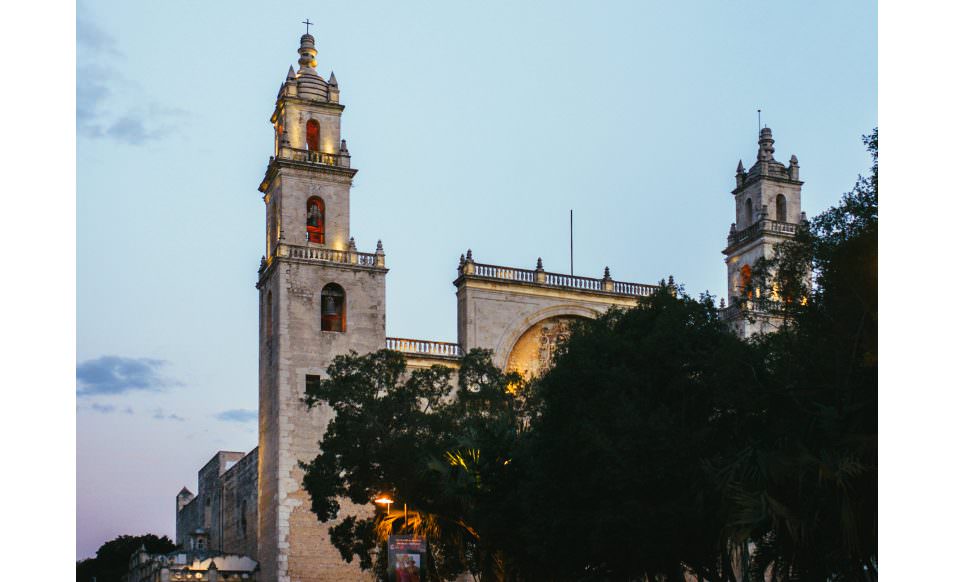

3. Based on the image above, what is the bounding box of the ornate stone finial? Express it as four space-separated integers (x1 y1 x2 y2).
376 239 384 253
298 33 318 71
736 159 745 174
800 211 808 223
339 139 349 154
667 275 675 287
348 236 357 251
536 257 544 270
757 127 776 162
720 298 726 309
788 153 800 180
459 253 466 266
604 266 611 279
729 223 737 233
466 249 473 261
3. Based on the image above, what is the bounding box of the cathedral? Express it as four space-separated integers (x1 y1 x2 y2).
174 31 806 582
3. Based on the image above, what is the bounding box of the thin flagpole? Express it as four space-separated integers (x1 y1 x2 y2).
570 209 574 276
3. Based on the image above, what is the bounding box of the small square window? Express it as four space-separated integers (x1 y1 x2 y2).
305 374 321 398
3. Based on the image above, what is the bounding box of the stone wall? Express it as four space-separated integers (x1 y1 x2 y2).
456 274 643 370
258 256 385 582
176 449 258 557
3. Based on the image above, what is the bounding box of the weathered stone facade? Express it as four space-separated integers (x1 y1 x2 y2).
176 449 258 557
175 31 809 582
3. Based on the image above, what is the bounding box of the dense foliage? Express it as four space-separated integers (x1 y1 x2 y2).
727 128 878 580
76 534 176 582
302 130 877 581
301 348 530 580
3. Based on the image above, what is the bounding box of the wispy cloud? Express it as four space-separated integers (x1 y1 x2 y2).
153 409 186 422
215 409 258 423
76 356 181 397
90 403 116 414
77 3 186 145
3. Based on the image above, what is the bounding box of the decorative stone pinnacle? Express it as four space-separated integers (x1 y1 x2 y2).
536 257 543 270
757 127 776 162
720 298 726 309
459 253 466 266
298 33 318 71
348 236 357 250
466 249 473 261
328 71 338 86
667 275 675 287
376 239 384 253
790 154 799 165
736 160 745 174
604 266 611 279
339 139 349 154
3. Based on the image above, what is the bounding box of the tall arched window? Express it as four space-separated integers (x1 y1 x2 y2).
266 290 273 339
306 119 320 151
321 283 346 332
776 194 788 222
739 264 752 296
306 197 325 244
745 198 754 225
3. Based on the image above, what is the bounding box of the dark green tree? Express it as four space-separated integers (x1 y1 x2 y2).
719 129 878 581
301 348 530 580
513 286 760 581
76 533 176 582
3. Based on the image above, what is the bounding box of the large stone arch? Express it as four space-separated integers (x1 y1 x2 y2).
493 303 603 372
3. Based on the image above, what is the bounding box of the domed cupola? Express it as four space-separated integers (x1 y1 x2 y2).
292 33 329 101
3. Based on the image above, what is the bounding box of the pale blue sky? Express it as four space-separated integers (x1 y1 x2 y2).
76 0 876 559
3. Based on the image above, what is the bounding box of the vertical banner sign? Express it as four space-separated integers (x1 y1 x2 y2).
388 535 427 582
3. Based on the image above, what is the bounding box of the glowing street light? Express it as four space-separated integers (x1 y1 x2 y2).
374 496 394 514
374 495 407 523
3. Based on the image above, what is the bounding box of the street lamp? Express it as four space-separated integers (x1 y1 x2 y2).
374 495 407 524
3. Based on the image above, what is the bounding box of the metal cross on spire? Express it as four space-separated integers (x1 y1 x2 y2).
302 19 313 35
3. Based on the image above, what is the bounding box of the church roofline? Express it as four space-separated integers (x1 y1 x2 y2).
454 256 659 301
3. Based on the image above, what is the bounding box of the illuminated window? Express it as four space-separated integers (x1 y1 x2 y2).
739 264 752 295
306 119 320 151
306 197 325 244
320 283 345 332
776 194 787 222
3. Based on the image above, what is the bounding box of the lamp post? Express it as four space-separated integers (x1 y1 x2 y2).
374 495 408 525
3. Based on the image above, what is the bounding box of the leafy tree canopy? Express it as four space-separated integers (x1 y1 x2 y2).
77 533 176 582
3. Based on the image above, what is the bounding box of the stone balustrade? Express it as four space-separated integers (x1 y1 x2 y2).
279 146 350 168
461 258 658 298
278 243 383 268
386 337 462 358
728 218 798 247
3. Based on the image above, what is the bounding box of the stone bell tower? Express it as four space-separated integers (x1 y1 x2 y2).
255 31 386 582
722 127 806 338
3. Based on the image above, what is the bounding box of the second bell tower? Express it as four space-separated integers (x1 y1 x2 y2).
722 127 806 337
256 32 386 582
